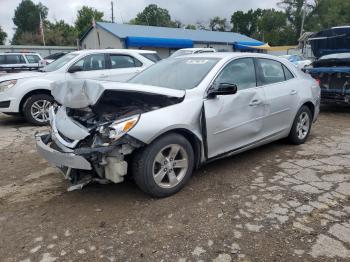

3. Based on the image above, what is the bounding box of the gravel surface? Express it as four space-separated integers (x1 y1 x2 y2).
0 107 349 262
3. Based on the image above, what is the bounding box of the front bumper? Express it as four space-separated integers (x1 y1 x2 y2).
35 133 92 170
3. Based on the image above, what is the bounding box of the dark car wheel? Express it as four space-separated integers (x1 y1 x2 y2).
22 94 53 126
132 133 195 198
288 106 312 145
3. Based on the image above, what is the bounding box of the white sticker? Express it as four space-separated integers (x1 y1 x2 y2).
186 60 209 65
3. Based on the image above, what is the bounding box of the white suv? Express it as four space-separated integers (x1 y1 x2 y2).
0 49 159 125
0 52 43 72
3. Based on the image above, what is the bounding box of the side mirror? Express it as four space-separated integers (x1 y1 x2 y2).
68 65 82 73
208 83 238 98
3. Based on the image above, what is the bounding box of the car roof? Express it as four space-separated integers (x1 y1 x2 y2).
0 52 41 55
179 52 281 60
70 49 157 55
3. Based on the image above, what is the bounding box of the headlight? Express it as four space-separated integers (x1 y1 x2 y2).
108 115 140 140
0 80 17 92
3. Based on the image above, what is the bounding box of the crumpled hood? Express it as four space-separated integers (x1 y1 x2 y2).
0 71 45 82
51 79 186 109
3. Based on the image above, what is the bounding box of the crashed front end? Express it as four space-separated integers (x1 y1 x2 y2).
35 80 184 190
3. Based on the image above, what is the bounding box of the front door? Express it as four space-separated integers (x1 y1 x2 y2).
66 53 109 81
204 58 267 158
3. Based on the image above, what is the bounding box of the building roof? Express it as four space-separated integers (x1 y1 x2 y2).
82 22 262 45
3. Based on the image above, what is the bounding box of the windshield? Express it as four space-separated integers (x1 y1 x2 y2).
129 57 219 90
319 53 350 60
42 53 78 72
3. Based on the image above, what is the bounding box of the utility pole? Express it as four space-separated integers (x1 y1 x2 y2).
300 0 307 37
111 1 114 23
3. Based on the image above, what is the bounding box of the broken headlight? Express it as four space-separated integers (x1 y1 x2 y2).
101 115 140 141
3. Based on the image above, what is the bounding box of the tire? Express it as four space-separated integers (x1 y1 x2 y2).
288 106 312 145
132 133 195 198
22 94 54 126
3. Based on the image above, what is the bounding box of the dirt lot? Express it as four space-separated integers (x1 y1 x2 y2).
0 107 350 262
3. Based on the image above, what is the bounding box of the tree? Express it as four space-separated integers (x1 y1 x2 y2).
209 16 228 31
75 6 104 38
231 9 261 36
254 9 295 45
12 0 48 44
307 0 350 31
278 0 315 40
45 20 78 46
185 24 197 30
129 4 177 28
0 26 7 44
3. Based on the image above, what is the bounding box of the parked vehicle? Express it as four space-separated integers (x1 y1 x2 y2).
280 54 312 69
171 48 216 58
36 53 320 197
0 49 157 125
305 53 350 105
0 52 43 72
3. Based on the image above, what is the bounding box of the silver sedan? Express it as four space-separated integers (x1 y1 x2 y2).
36 53 321 197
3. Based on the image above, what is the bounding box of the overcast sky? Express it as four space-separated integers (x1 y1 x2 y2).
0 0 280 43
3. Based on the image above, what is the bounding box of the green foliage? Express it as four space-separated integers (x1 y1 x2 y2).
231 9 261 36
209 16 228 31
185 24 197 30
45 20 78 46
12 0 48 44
129 4 177 28
0 26 7 44
75 6 104 38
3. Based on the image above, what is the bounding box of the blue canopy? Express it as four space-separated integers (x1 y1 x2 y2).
125 36 193 48
234 41 265 50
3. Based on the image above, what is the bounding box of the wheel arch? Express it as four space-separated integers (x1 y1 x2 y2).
19 89 52 113
148 128 203 169
302 101 315 119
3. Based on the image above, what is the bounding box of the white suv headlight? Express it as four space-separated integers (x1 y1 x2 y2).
0 80 17 92
108 115 140 140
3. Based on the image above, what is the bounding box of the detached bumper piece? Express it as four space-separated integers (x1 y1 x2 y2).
35 133 92 170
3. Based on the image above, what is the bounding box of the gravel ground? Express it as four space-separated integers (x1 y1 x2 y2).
0 107 349 262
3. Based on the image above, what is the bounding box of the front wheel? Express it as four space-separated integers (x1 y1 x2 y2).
132 133 195 198
22 94 53 126
288 106 312 145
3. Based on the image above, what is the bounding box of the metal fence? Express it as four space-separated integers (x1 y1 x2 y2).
0 45 77 58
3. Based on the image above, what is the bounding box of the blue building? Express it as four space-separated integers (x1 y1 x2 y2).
80 22 265 58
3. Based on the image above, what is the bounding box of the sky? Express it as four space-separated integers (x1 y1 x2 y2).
0 0 280 43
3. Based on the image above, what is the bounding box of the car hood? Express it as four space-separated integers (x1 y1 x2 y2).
51 80 186 109
0 71 45 82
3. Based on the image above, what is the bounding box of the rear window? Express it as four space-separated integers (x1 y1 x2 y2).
141 53 161 62
0 55 5 65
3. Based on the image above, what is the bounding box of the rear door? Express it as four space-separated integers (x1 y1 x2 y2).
256 58 299 136
66 53 109 80
204 57 267 158
106 54 144 82
25 54 41 68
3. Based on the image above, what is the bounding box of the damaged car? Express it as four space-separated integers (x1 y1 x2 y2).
36 53 320 197
306 53 350 105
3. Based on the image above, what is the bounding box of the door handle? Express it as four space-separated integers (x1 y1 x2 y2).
249 99 262 106
290 90 298 95
99 74 108 78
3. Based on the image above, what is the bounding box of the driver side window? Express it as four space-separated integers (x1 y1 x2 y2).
214 58 256 91
71 54 106 71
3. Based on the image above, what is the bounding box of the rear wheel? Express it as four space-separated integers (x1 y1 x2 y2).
22 94 53 126
288 106 312 145
132 133 194 198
